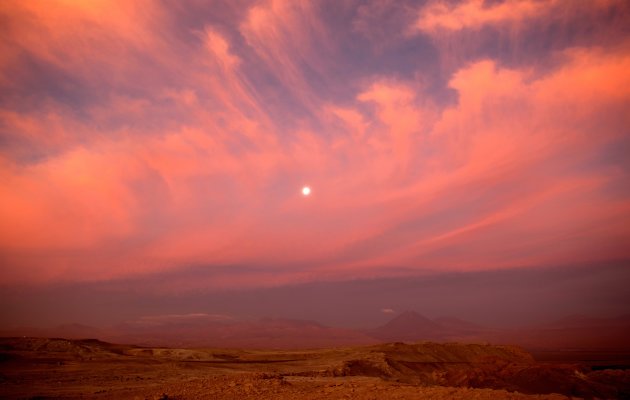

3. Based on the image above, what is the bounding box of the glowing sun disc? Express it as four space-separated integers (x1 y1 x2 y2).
302 186 311 196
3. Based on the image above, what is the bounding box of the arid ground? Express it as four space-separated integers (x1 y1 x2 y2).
1 337 629 399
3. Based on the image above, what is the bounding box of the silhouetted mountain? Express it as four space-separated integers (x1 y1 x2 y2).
368 311 461 341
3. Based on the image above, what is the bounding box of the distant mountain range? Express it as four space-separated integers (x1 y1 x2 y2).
367 311 630 350
2 311 629 350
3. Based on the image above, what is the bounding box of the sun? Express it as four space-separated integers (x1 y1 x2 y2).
302 186 311 196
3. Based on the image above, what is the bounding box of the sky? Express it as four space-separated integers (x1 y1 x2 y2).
1 0 629 328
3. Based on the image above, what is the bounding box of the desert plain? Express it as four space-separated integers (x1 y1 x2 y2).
1 337 630 399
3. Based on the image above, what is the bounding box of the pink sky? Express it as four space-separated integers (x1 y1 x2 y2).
1 0 629 289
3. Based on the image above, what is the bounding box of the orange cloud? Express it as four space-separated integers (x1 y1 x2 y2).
415 0 554 33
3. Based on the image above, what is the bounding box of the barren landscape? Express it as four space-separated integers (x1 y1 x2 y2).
1 337 629 399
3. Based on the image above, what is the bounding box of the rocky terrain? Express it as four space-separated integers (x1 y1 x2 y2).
1 337 629 399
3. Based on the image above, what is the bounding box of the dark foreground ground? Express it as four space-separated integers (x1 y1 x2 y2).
1 337 629 399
